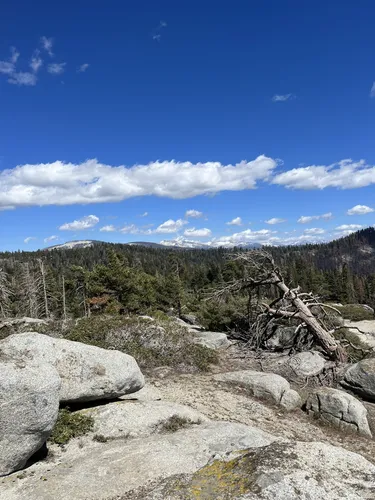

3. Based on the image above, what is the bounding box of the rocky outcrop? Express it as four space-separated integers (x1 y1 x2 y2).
0 422 275 499
341 357 375 402
130 441 375 500
192 331 231 350
0 358 61 476
279 389 302 411
0 332 144 403
306 387 372 437
214 370 301 410
80 400 208 440
3 423 375 499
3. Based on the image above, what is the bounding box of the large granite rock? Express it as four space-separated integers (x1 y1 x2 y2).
3 423 375 499
1 422 275 499
192 331 231 349
288 351 326 377
306 387 372 437
80 400 208 440
0 357 60 476
132 441 375 500
0 332 144 403
341 357 375 402
214 370 301 410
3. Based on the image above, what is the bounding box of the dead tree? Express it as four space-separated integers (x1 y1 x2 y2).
211 250 347 362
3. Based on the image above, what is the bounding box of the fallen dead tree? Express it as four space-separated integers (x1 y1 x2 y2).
210 250 347 362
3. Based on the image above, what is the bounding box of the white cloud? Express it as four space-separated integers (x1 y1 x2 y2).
0 61 15 75
265 217 286 225
185 209 203 218
100 225 116 232
78 63 89 73
8 72 37 86
272 93 294 102
44 235 59 243
347 204 374 215
30 50 43 73
10 47 20 64
273 159 375 190
59 215 99 231
0 156 277 209
297 212 332 224
41 36 54 57
184 227 212 238
304 228 325 235
48 63 66 75
24 236 36 243
335 224 363 231
226 217 242 226
0 47 19 75
155 219 188 233
140 212 148 217
370 82 375 98
120 224 145 234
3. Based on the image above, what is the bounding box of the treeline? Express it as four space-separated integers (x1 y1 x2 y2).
0 228 375 325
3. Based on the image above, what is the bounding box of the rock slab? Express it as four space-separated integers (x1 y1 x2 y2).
0 358 60 476
214 370 298 408
306 387 372 437
0 332 144 403
80 400 208 440
342 357 375 402
192 331 231 350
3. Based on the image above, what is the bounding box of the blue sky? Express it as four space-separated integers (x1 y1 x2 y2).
1 0 375 251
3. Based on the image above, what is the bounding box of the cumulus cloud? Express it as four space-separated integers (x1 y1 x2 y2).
297 213 332 224
44 235 59 243
273 159 375 190
48 63 66 75
8 72 37 86
226 217 243 226
370 82 375 98
272 94 294 102
59 215 99 231
100 225 116 232
41 36 54 57
304 228 325 235
347 204 374 215
0 156 277 209
30 50 43 73
119 224 145 234
0 61 15 75
185 209 203 219
78 63 89 73
265 218 286 225
184 227 212 238
155 219 188 233
10 47 20 64
335 224 363 231
24 236 36 244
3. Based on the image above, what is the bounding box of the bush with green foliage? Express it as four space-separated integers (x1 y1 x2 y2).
49 408 94 445
334 304 374 322
67 315 218 372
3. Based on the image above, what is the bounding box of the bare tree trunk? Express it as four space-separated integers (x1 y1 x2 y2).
39 260 49 318
62 275 67 321
269 273 346 362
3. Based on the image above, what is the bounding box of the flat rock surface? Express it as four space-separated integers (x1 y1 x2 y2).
79 400 208 440
1 422 275 500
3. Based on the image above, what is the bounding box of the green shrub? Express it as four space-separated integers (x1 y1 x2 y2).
67 315 219 372
333 327 372 362
334 304 374 322
159 415 199 433
49 408 94 445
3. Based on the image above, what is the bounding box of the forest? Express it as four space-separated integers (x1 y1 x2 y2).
1 227 375 333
